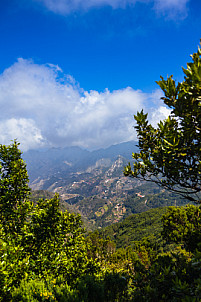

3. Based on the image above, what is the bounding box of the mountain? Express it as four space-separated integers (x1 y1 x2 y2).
23 141 138 183
23 141 189 230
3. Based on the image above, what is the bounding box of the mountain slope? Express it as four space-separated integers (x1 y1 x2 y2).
99 207 168 249
23 141 138 182
24 141 189 230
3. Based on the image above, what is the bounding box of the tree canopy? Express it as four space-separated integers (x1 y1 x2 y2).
124 43 201 203
0 141 201 301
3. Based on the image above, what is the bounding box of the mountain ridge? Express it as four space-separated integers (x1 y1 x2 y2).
23 140 138 182
24 140 189 230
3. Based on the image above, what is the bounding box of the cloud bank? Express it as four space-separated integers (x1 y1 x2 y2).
35 0 189 18
0 59 170 151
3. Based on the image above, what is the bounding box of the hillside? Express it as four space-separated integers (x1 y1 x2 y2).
74 184 188 229
25 141 189 229
98 207 168 249
30 189 73 213
23 141 138 183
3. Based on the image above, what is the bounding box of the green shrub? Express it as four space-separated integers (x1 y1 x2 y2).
11 277 80 302
12 278 55 302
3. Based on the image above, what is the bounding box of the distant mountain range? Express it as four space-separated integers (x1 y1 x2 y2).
23 140 138 183
23 141 188 230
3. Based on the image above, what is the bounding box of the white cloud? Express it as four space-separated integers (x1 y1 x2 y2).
0 58 167 151
0 118 45 151
35 0 133 13
154 0 188 11
149 105 171 127
154 0 189 19
34 0 189 18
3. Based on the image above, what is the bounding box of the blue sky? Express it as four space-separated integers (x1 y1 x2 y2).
0 0 200 151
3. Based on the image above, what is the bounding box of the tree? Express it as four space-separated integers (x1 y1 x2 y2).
0 141 31 235
0 142 94 299
162 204 201 252
124 43 201 203
28 194 90 282
0 141 32 298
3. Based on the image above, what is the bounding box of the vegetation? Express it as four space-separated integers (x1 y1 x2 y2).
1 44 201 301
30 190 55 204
1 141 201 302
99 207 168 249
124 44 201 203
30 189 74 214
0 142 137 301
72 182 189 229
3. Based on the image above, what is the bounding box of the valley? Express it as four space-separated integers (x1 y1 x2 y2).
24 141 188 230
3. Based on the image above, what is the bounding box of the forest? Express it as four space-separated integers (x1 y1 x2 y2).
0 45 201 301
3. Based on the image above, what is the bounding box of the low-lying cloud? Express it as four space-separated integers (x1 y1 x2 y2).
35 0 189 18
0 59 169 151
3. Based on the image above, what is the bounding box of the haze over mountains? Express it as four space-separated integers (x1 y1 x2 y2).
24 141 188 229
23 140 138 183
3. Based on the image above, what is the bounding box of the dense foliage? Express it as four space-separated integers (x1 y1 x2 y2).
124 44 201 203
99 207 168 249
0 143 93 299
0 142 201 301
0 142 137 301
